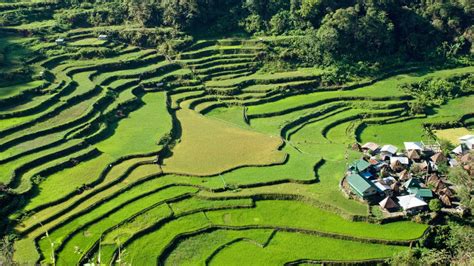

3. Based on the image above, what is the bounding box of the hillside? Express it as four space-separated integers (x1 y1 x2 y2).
0 0 473 265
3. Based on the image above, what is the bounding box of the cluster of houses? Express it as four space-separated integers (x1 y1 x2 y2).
55 34 108 45
343 134 474 215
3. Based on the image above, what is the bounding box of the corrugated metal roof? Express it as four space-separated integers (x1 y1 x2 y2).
347 174 375 196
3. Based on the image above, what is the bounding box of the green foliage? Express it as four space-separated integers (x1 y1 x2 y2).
53 3 127 29
400 74 474 114
448 164 473 209
429 199 442 212
269 11 292 35
75 47 118 59
316 7 394 63
393 223 474 265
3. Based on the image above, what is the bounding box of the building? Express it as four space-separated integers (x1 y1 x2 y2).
407 149 421 161
409 187 433 200
397 194 427 213
403 178 421 190
390 157 409 172
379 196 399 212
431 152 447 164
346 173 378 199
452 144 469 155
398 169 410 181
380 144 398 157
55 38 65 45
404 142 424 151
98 34 108 40
362 142 380 155
372 180 392 196
348 159 371 173
459 135 474 149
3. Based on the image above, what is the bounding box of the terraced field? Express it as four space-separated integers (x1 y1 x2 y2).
1 24 473 265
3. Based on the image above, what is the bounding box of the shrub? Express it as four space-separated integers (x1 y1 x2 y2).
429 199 442 212
400 74 473 109
269 11 292 35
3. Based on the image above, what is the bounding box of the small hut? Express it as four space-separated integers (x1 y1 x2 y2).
404 142 424 151
417 161 429 172
431 152 447 164
407 149 421 161
98 34 108 40
440 194 452 207
433 180 447 193
452 144 469 156
380 144 398 157
55 38 66 45
398 169 410 181
426 173 440 186
362 142 380 155
391 182 401 193
440 187 454 198
379 196 399 212
390 158 407 172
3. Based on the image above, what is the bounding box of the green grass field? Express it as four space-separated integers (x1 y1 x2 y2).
162 109 286 176
0 20 472 265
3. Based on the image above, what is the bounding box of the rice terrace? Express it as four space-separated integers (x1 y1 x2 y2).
0 0 473 265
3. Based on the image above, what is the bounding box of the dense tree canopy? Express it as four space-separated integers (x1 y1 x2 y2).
1 0 472 72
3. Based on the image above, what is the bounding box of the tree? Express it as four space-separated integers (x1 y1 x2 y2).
269 10 291 35
387 249 420 265
429 199 442 212
448 166 474 209
126 0 162 26
447 224 474 265
356 7 394 55
315 6 395 63
448 164 473 209
161 0 199 29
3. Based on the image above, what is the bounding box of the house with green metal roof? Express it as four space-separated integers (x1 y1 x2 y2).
348 159 371 173
346 173 378 199
408 187 433 200
403 178 421 190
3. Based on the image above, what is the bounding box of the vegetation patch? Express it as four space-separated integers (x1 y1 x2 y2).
162 109 286 176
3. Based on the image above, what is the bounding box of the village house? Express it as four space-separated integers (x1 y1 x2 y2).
98 34 108 40
390 156 409 172
372 180 392 196
379 196 399 212
348 159 371 174
55 38 66 45
431 152 447 164
459 135 474 149
380 144 398 159
404 142 424 151
362 142 380 155
346 173 378 199
407 149 421 161
452 144 469 155
397 194 428 214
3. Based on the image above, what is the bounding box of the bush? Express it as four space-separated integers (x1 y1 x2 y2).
400 74 473 109
269 11 292 35
429 199 442 212
75 47 117 59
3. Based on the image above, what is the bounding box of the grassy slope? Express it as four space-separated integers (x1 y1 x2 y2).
162 109 286 176
205 200 427 241
3 28 472 266
209 231 408 265
26 91 171 210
